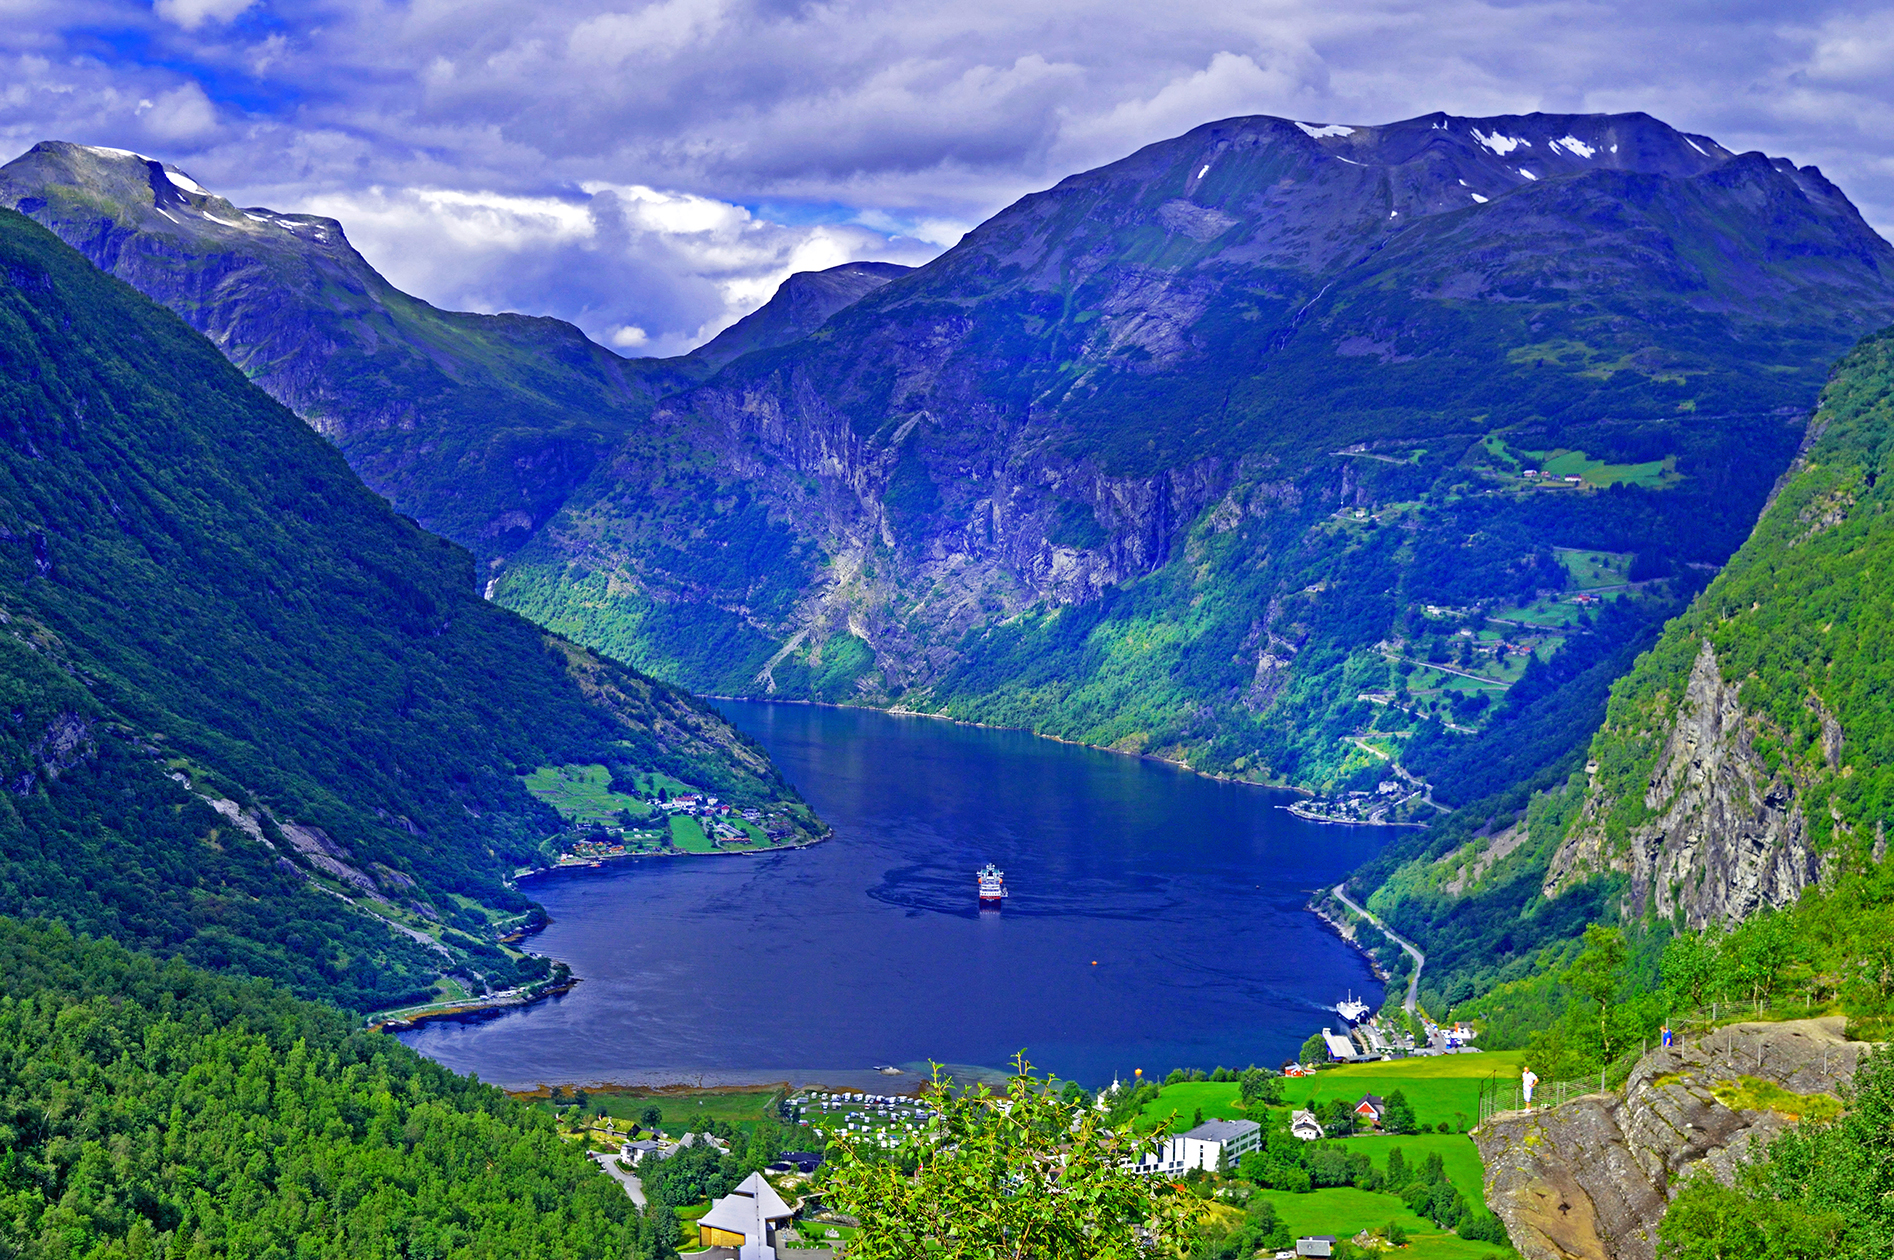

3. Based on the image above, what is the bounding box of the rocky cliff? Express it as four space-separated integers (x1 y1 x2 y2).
1477 1017 1870 1260
1544 640 1823 926
1542 327 1894 925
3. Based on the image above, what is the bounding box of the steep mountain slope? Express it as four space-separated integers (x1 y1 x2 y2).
1548 325 1894 917
0 205 817 1011
0 142 660 561
0 143 920 582
495 111 1894 804
1351 324 1894 1009
681 260 912 372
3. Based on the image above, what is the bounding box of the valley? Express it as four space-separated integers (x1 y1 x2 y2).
2 91 1894 1260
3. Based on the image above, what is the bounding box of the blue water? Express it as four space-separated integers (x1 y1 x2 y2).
398 702 1389 1089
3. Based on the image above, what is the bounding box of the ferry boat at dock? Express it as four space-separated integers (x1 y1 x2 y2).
977 863 1007 906
1336 992 1371 1024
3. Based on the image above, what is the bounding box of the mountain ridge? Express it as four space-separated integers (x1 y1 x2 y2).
0 201 818 1010
493 108 1894 811
11 115 1894 822
0 141 910 571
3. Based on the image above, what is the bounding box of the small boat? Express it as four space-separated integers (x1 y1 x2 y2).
977 862 1007 906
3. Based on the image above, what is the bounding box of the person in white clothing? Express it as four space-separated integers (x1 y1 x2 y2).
1521 1068 1539 1108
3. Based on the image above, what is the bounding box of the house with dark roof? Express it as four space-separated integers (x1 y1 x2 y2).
1353 1094 1387 1127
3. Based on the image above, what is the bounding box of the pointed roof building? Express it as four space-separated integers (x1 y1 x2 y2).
698 1171 795 1258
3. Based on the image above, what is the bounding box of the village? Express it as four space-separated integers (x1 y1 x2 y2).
524 992 1505 1260
516 763 811 875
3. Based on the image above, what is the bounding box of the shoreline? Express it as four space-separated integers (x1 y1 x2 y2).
1307 894 1393 985
1281 801 1428 828
505 1073 932 1099
366 975 580 1033
704 692 1314 796
510 831 829 884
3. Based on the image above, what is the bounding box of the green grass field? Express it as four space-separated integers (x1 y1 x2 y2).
1281 1051 1529 1130
524 763 652 825
1137 1052 1526 1138
1490 597 1590 628
1552 548 1633 590
1525 448 1677 490
1258 1177 1510 1260
516 1085 783 1136
1137 1057 1525 1259
670 814 716 852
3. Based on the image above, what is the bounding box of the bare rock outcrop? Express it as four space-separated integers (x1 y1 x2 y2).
1476 1017 1869 1260
1545 641 1822 928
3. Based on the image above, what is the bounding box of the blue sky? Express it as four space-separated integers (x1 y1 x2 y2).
5 0 1893 355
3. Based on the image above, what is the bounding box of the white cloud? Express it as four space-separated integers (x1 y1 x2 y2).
135 81 218 140
568 0 727 66
295 182 940 357
152 0 255 32
1055 48 1324 171
6 0 1894 344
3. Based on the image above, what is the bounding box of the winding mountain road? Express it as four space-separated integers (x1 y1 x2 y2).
1332 884 1426 1015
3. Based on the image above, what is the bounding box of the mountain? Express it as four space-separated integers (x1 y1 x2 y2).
491 110 1894 807
1350 323 1894 1013
0 143 903 575
681 260 913 372
0 203 818 1012
0 142 664 562
11 119 1894 818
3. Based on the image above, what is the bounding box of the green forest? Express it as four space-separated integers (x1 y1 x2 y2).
1329 327 1894 1256
0 918 688 1260
0 205 818 1011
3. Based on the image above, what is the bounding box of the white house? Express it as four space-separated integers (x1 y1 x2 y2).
1289 1110 1324 1141
697 1172 794 1259
1130 1118 1262 1175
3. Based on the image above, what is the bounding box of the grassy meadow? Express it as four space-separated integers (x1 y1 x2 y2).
1140 1054 1529 1258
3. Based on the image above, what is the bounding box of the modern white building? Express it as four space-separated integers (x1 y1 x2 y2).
1130 1118 1262 1175
1320 1027 1360 1061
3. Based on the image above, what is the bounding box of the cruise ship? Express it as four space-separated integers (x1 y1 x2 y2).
977 863 1007 906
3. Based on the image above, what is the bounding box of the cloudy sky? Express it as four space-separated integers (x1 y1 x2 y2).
5 0 1891 355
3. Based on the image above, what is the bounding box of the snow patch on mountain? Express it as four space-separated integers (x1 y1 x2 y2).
1296 122 1355 139
1552 136 1596 159
1473 130 1530 156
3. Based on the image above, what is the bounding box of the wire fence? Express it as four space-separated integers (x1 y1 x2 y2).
1471 996 1856 1128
